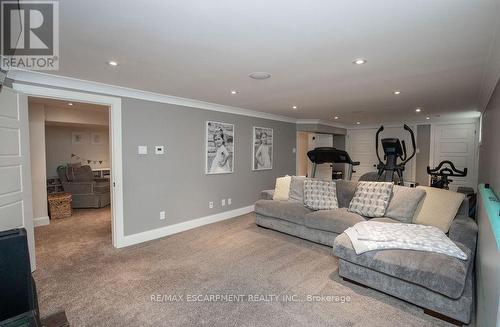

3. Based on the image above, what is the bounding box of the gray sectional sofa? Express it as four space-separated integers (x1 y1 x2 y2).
254 179 477 324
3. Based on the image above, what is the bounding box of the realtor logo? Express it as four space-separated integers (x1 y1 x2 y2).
1 0 59 70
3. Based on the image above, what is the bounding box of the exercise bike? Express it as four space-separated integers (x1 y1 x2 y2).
427 160 467 190
373 124 416 186
307 147 360 180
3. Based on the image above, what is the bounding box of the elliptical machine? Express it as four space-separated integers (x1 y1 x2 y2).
427 160 467 190
374 124 416 185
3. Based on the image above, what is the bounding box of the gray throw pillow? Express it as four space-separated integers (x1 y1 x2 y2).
303 179 338 210
289 176 306 203
385 185 426 223
348 182 393 218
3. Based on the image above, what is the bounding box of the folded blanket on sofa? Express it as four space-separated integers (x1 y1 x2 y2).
344 221 467 260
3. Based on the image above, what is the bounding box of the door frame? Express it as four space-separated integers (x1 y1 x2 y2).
13 83 125 248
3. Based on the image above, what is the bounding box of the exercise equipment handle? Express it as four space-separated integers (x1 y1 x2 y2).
402 124 416 164
375 125 384 164
427 160 467 177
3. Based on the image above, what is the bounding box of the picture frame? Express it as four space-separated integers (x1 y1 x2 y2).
205 121 235 174
252 126 273 170
91 132 103 145
72 132 86 144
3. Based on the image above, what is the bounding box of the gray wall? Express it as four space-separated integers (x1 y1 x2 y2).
477 79 500 327
479 80 500 192
45 125 110 177
122 98 296 236
416 124 431 186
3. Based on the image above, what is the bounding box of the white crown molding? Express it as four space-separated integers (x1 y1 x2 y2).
8 69 297 123
118 205 255 248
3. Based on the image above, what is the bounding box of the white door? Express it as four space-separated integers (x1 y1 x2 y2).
0 87 35 269
308 133 333 179
346 128 378 181
431 123 478 191
347 126 417 182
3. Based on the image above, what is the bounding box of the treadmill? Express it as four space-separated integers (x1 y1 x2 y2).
307 147 360 180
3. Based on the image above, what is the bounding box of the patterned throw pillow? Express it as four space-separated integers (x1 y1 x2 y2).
303 179 339 210
348 182 394 217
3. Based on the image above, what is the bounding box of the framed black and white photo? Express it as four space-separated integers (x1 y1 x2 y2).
206 121 234 174
252 127 273 170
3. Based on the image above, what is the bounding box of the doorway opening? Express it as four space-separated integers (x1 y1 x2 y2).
28 96 113 252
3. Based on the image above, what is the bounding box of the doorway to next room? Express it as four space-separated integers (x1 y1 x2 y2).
27 97 113 260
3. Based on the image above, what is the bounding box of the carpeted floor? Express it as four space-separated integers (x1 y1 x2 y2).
34 208 457 326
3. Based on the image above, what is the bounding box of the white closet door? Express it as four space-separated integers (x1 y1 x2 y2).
0 87 35 269
431 123 478 190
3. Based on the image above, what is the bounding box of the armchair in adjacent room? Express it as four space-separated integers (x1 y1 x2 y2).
57 165 111 208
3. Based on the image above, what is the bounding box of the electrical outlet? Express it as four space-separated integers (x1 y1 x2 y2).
208 201 214 209
292 147 296 153
228 198 232 205
160 211 166 220
221 199 226 206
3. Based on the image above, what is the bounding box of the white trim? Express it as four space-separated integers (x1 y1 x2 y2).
33 216 50 227
296 119 347 129
9 70 296 123
120 205 255 247
11 83 126 249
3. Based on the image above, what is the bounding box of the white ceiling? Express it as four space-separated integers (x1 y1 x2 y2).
41 0 500 124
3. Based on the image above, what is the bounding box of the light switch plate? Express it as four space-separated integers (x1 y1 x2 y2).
155 145 165 155
138 145 148 155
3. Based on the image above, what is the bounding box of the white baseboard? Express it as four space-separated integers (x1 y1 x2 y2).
119 205 255 248
33 216 50 227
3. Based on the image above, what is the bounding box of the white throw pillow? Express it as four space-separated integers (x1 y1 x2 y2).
348 182 394 217
303 179 338 210
273 175 291 201
413 186 465 233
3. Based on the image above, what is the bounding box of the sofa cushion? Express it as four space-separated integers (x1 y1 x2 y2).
303 179 339 210
289 176 306 203
304 208 365 234
74 165 95 182
385 185 426 223
254 200 312 225
335 180 357 208
413 186 466 233
333 233 472 299
348 182 393 217
273 176 291 201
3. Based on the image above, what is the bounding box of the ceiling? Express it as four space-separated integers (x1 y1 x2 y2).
40 0 500 124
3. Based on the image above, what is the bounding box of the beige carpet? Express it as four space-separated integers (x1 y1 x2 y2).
34 208 455 326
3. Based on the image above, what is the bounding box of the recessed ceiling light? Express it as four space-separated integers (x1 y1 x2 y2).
292 105 298 110
249 72 271 80
415 107 422 113
334 116 339 120
353 58 367 65
230 90 238 95
108 60 118 66
393 90 401 95
356 121 361 125
68 102 73 106
426 116 430 120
